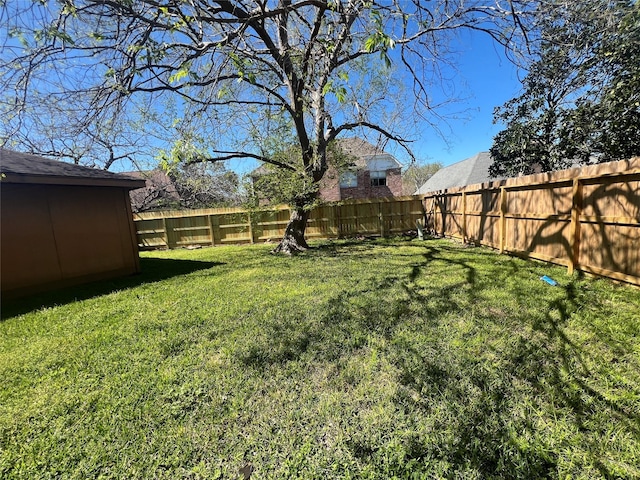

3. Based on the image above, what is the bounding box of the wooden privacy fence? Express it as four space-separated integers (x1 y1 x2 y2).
423 157 640 286
133 196 424 250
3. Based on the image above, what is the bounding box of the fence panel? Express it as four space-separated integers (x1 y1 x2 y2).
133 196 425 250
308 204 339 239
578 174 640 282
465 188 501 248
254 207 291 242
422 157 640 286
136 217 168 249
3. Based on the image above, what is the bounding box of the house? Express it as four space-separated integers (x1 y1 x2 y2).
0 149 146 299
415 151 506 194
321 138 403 201
252 138 403 204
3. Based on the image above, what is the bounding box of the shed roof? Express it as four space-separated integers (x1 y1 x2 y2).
0 149 146 189
415 151 506 194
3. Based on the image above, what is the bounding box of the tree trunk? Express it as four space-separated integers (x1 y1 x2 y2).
272 206 310 255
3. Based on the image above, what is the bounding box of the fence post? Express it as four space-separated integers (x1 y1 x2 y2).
333 204 342 238
568 178 583 275
425 196 434 234
247 211 256 244
378 201 385 237
439 194 446 237
161 217 171 248
208 214 218 246
499 187 506 253
462 191 467 243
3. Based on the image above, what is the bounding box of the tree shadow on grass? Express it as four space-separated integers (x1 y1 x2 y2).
241 238 639 477
237 239 483 369
1 257 224 319
306 237 383 258
386 248 640 478
508 283 640 478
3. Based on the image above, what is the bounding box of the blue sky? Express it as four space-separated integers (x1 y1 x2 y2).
391 30 523 168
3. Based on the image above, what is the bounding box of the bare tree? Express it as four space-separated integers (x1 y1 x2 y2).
403 161 443 195
1 0 532 253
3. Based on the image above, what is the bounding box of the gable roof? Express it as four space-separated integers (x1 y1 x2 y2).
251 137 401 176
334 138 402 169
0 149 146 189
335 138 383 167
415 151 505 194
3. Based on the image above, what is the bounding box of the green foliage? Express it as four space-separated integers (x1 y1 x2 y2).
167 65 190 84
251 152 320 209
251 141 357 208
158 135 209 171
490 0 640 177
322 80 348 103
34 26 75 45
170 163 243 209
364 9 396 68
2 239 640 478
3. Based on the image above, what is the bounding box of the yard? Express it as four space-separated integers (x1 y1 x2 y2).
1 238 639 479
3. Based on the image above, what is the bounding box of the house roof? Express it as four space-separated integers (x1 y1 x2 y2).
415 151 506 194
334 137 403 169
251 137 401 176
0 149 146 189
125 169 182 212
335 138 383 167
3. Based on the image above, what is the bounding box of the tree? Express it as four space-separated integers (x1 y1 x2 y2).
171 163 243 209
569 3 640 162
249 140 356 208
130 163 243 212
402 161 443 195
129 169 183 213
1 0 531 253
490 0 640 177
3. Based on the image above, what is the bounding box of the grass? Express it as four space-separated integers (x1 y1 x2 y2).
1 237 639 479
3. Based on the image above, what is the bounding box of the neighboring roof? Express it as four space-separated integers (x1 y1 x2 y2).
251 137 401 175
335 137 383 167
126 169 182 212
415 151 506 194
124 169 180 196
0 149 146 189
124 168 174 184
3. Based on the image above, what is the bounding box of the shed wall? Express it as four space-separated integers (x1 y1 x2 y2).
1 183 141 298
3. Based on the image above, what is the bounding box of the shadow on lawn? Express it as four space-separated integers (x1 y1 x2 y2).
1 257 224 319
307 237 382 257
387 246 639 478
241 239 640 477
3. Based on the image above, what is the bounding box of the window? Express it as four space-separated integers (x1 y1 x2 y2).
339 171 357 188
370 170 387 187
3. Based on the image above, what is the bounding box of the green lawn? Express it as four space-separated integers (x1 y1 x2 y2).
1 238 639 479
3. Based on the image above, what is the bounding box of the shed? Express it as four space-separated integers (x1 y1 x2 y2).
1 149 147 299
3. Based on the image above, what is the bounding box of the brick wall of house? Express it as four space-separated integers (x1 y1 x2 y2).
329 167 402 201
385 168 403 197
318 167 341 202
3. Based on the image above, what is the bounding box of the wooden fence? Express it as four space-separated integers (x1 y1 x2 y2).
133 196 425 250
423 157 640 286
